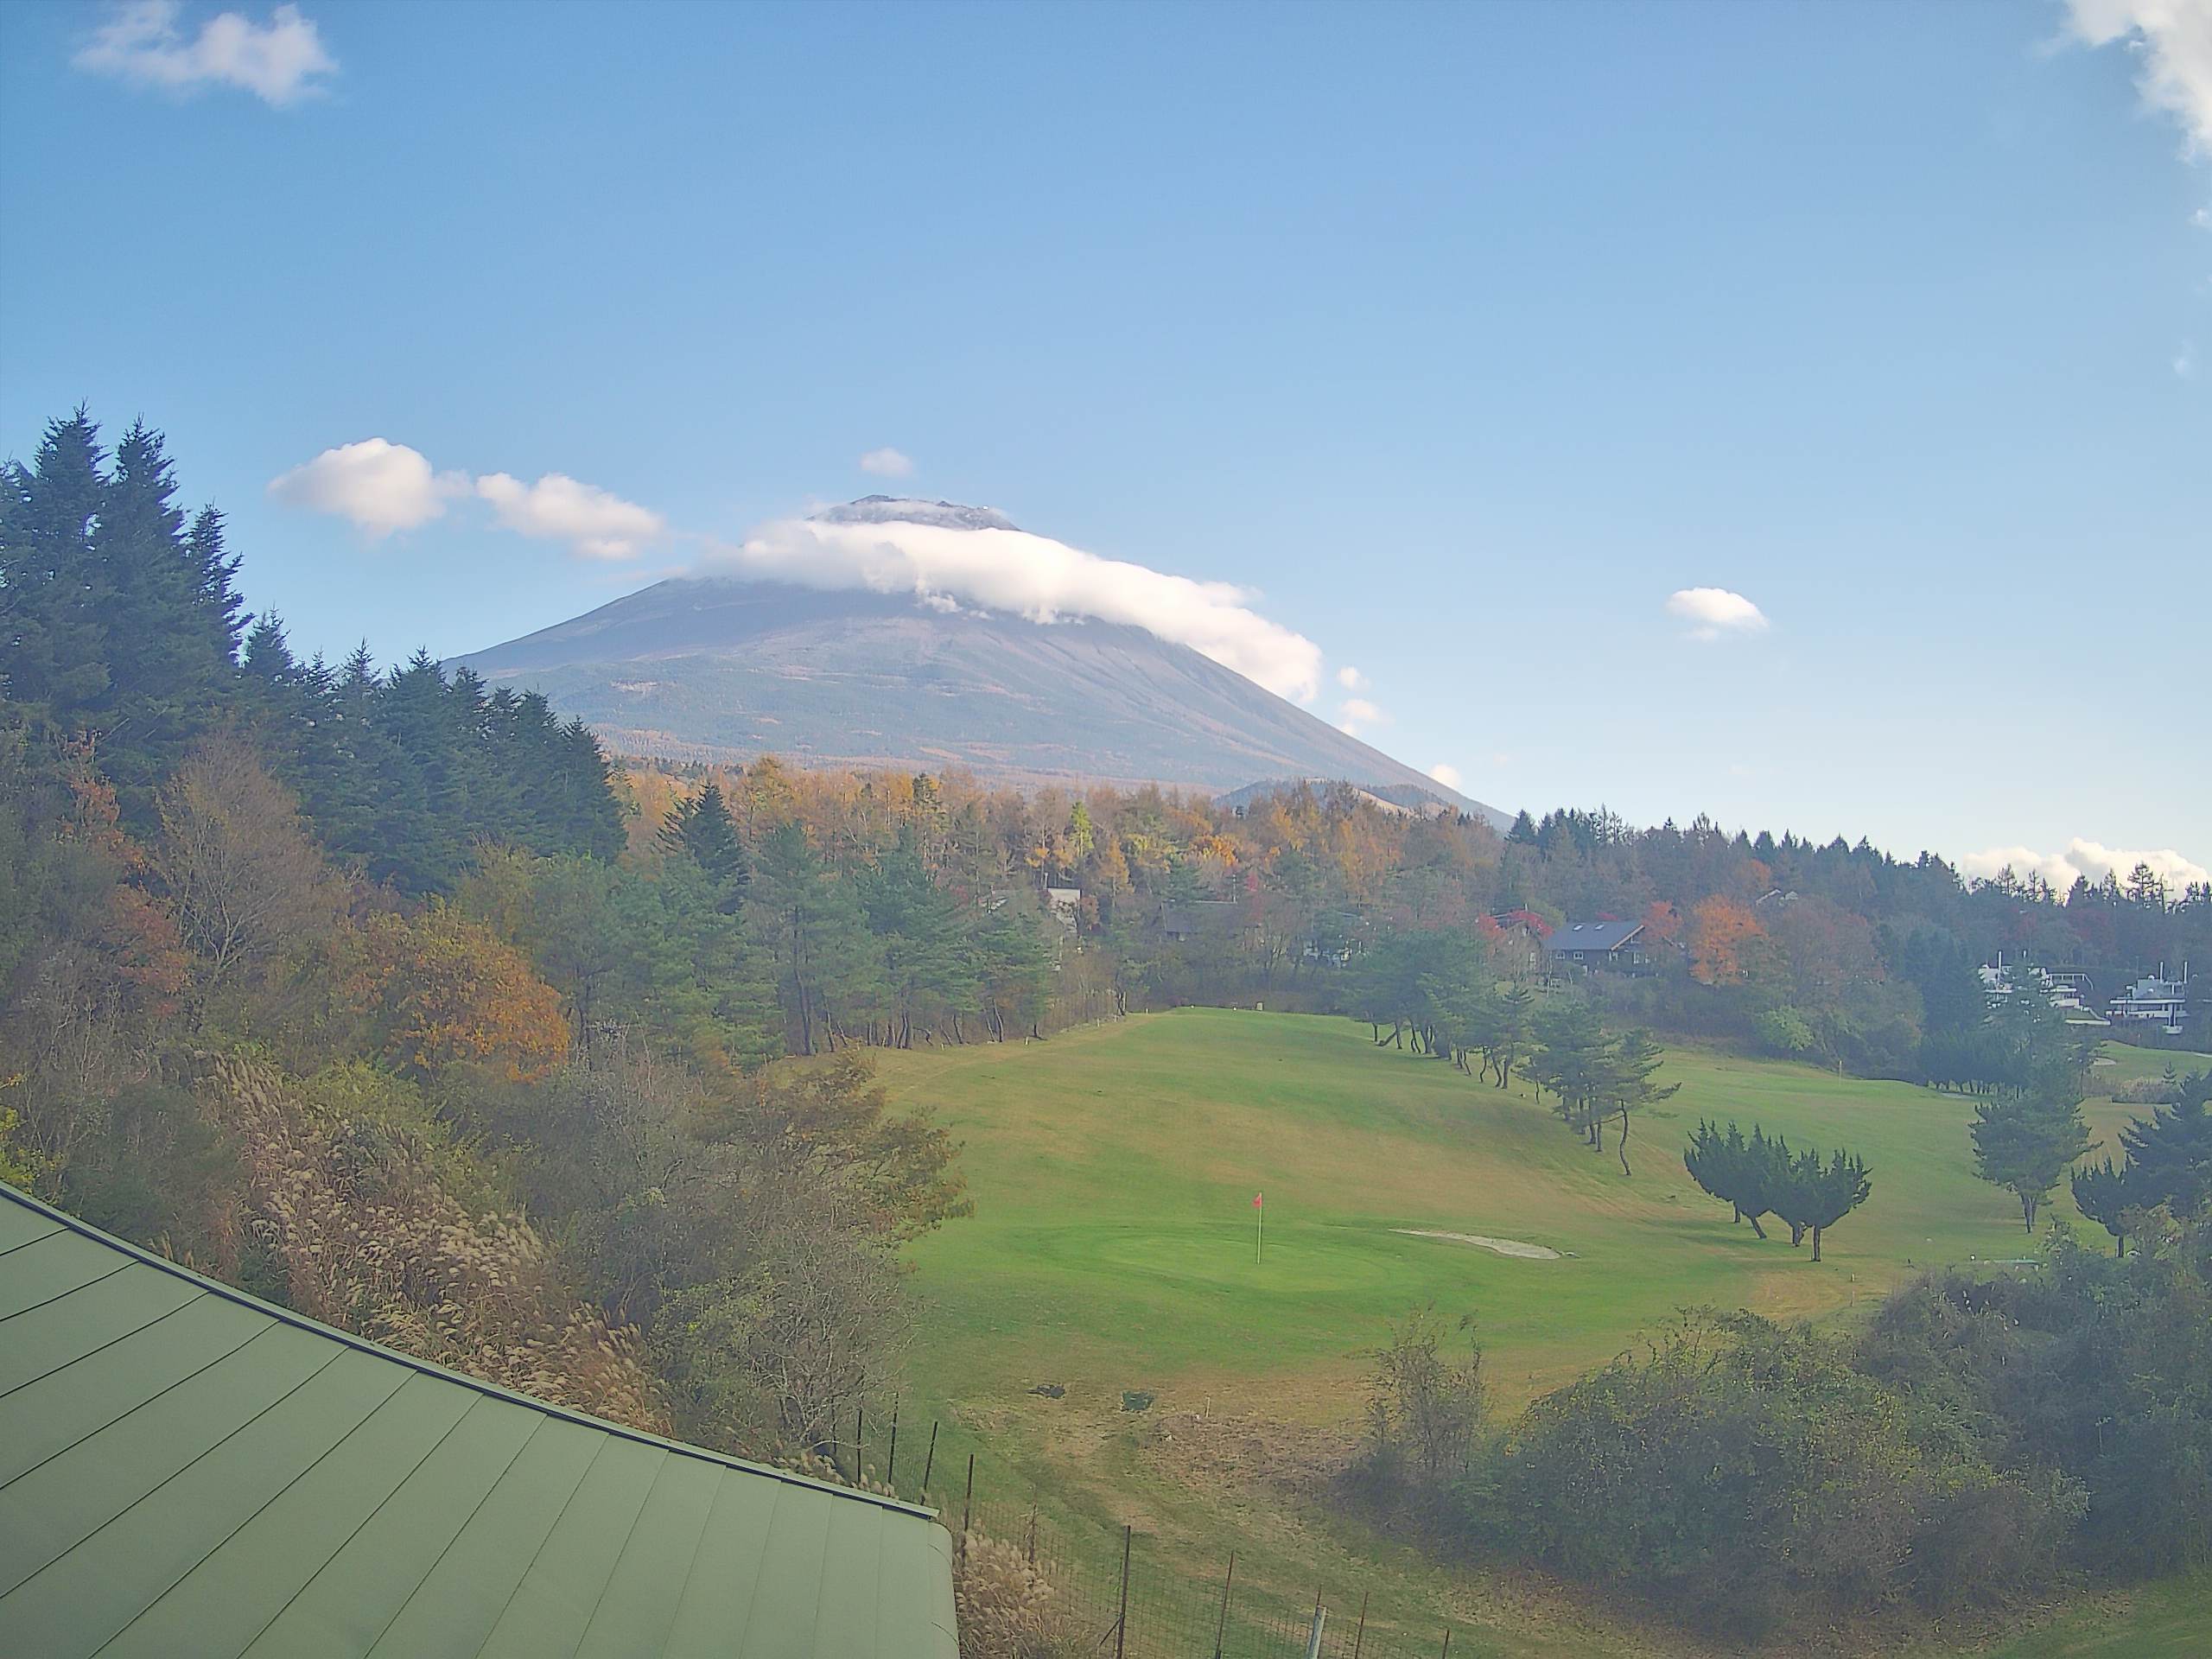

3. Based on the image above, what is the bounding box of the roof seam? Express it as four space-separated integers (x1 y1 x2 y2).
0 1220 64 1260
359 1413 549 1658
0 1311 278 1500
86 1352 411 1656
473 1431 619 1649
0 1255 133 1325
226 1378 494 1658
0 1184 933 1519
0 1283 209 1402
563 1446 672 1658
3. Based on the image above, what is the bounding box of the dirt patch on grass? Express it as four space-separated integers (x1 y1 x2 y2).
1135 1407 1353 1504
1395 1228 1563 1259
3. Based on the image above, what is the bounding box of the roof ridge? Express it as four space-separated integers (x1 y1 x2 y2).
0 1181 936 1522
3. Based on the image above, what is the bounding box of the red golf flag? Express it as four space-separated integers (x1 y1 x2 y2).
1253 1192 1263 1207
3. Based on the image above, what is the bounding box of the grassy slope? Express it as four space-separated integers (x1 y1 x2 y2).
874 1011 2186 1655
2087 1040 2211 1096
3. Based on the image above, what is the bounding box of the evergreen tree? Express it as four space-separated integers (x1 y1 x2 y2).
2113 1072 2212 1219
1972 1087 2092 1232
1604 1028 1679 1177
1773 1144 1872 1260
659 780 749 906
2069 1157 2139 1256
753 822 886 1055
0 409 111 716
89 420 242 814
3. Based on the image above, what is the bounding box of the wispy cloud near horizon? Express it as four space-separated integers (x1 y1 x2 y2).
1958 836 2209 892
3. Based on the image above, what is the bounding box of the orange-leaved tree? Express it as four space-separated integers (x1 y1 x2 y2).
1688 896 1765 985
358 905 570 1081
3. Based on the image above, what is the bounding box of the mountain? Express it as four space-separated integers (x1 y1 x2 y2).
451 499 1510 827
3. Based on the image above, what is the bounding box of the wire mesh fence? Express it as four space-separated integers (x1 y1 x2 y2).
821 1403 1462 1659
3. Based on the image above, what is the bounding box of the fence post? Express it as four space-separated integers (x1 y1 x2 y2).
922 1421 938 1496
1025 1497 1038 1567
1352 1590 1368 1659
1440 1629 1451 1658
1114 1525 1131 1659
855 1405 865 1478
962 1453 975 1535
1304 1591 1326 1659
1211 1552 1236 1659
887 1403 899 1489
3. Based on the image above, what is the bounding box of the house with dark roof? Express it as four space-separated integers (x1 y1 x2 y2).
0 1180 959 1658
1542 918 1653 975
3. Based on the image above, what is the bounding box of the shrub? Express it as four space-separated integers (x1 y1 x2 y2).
952 1529 1077 1659
1486 1310 2066 1640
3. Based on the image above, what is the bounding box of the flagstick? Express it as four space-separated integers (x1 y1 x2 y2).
1255 1198 1263 1267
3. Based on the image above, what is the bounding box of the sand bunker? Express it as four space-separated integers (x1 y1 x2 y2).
1393 1229 1561 1260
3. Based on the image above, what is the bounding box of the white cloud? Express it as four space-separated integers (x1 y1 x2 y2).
271 439 664 559
2064 0 2212 158
74 1 335 107
476 472 665 561
2177 339 2201 378
705 512 1325 702
1337 665 1368 691
1336 696 1387 737
1665 587 1770 642
858 447 916 479
267 439 463 537
1427 763 1464 790
1959 837 2209 892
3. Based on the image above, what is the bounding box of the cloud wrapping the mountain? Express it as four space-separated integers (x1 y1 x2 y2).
1959 837 2209 891
2064 0 2212 157
267 439 463 536
75 1 336 106
711 515 1325 702
1427 762 1464 790
476 472 664 560
1666 587 1770 641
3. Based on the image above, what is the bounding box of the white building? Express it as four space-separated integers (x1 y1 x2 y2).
2109 973 2190 1035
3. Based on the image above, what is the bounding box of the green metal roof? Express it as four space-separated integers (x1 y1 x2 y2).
0 1181 959 1659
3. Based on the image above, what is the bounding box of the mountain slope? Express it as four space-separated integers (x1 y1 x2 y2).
452 503 1508 825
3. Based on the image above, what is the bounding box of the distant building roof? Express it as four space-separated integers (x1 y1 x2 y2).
1543 919 1646 956
1160 899 1246 936
0 1181 958 1659
1491 909 1554 939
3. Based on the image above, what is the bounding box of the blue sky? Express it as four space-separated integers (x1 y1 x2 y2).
3 0 2206 884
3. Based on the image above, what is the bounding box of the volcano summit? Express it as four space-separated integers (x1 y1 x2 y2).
453 499 1504 823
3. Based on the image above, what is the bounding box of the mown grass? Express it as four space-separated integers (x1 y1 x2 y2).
874 1010 2185 1656
2087 1039 2211 1096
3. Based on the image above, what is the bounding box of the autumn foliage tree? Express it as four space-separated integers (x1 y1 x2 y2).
1688 896 1765 985
358 906 571 1081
